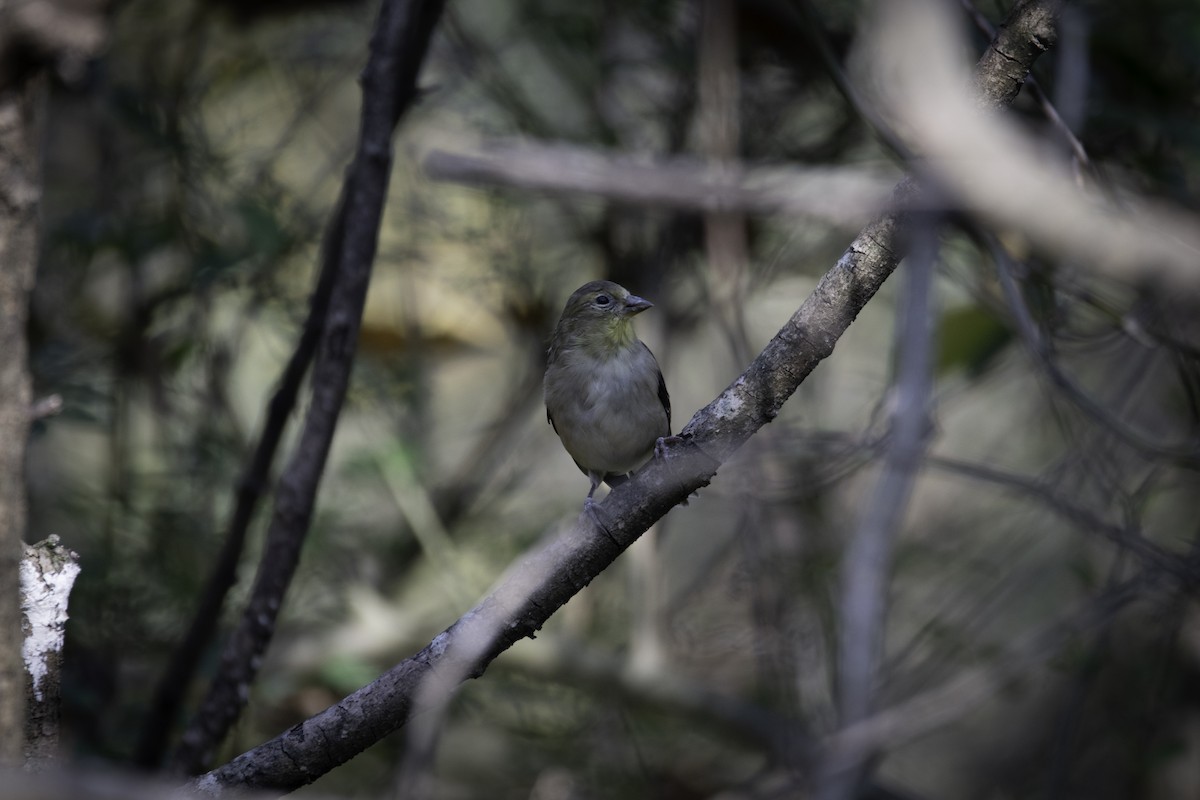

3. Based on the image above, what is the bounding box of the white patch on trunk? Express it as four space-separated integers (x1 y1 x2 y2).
20 548 81 702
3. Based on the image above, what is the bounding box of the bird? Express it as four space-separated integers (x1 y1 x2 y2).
544 280 671 505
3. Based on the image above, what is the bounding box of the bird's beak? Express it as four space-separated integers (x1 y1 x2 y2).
624 294 653 315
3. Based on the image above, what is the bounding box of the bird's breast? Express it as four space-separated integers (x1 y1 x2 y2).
545 346 668 474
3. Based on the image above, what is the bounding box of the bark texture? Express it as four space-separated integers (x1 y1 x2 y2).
0 73 43 770
21 537 80 769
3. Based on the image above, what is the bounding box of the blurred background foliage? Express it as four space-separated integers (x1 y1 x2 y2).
21 0 1200 797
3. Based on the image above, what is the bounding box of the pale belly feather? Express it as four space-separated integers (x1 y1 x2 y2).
547 347 667 475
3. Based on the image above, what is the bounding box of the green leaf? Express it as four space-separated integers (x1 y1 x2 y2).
937 305 1013 377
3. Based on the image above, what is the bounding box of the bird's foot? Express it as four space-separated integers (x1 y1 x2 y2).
654 434 682 460
583 497 619 547
653 434 697 506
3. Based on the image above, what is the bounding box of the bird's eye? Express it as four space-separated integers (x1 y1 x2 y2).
594 294 612 307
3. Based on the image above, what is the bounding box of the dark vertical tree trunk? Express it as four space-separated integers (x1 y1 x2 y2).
0 73 45 767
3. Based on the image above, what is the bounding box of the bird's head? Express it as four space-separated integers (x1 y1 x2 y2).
555 280 653 353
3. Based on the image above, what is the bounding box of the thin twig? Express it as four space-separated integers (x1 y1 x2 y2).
820 214 940 800
169 0 447 775
926 454 1187 579
820 564 1187 774
423 142 895 226
135 203 343 769
958 0 1091 170
27 395 62 421
988 237 1200 467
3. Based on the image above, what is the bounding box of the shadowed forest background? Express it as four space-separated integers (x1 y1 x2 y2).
7 0 1200 797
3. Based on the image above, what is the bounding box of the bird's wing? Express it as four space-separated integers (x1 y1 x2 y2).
546 407 590 477
642 341 671 431
658 369 671 431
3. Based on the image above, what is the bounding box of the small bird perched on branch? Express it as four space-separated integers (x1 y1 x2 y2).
545 280 671 505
